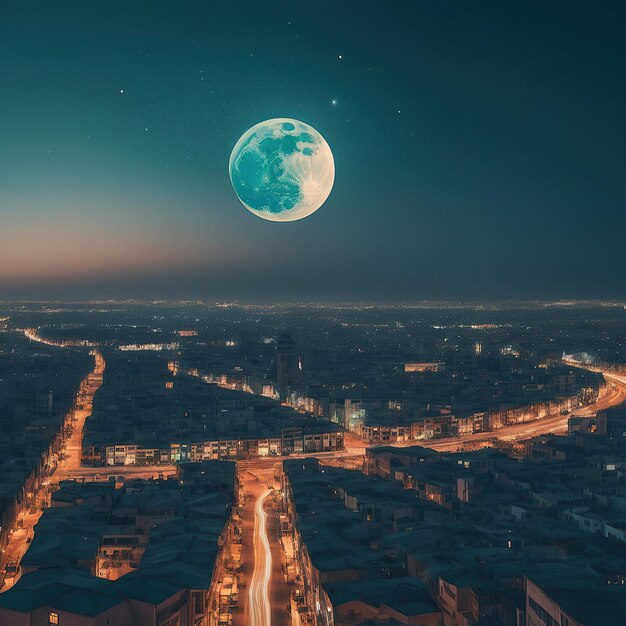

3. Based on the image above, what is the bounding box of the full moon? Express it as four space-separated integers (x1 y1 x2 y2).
229 118 335 222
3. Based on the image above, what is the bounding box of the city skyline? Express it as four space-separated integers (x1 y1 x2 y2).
2 1 626 300
2 300 626 626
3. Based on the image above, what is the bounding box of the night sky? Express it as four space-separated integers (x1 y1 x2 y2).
1 1 625 301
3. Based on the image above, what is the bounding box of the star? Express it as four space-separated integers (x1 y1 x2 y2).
338 54 342 59
120 89 124 94
331 99 338 106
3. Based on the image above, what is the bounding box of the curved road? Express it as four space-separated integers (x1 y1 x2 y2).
249 489 273 626
426 375 626 451
326 376 626 456
85 377 626 480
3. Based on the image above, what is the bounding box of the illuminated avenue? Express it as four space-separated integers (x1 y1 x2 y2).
249 489 273 626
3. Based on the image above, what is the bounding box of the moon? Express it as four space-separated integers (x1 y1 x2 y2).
229 118 335 222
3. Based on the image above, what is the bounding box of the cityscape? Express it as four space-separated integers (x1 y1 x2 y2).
2 2 626 626
1 301 626 626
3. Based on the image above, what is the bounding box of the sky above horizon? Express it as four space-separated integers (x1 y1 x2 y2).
1 1 625 301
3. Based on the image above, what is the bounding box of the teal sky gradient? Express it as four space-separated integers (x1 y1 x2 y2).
1 1 625 299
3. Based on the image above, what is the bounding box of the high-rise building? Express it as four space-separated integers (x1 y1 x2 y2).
276 334 300 400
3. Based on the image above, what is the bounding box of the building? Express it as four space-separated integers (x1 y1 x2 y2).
0 461 237 626
525 574 626 626
80 352 343 465
277 333 300 400
281 458 446 626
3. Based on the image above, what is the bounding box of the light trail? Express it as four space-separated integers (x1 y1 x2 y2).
249 489 273 626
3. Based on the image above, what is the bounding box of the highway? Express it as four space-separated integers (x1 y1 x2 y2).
249 489 273 626
376 376 626 453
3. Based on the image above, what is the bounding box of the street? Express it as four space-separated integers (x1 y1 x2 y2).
0 349 105 590
249 489 272 626
233 465 290 626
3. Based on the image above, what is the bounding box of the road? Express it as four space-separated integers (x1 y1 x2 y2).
63 465 178 481
62 376 626 481
1 348 105 591
241 376 626 462
249 489 273 626
426 375 626 451
233 466 290 626
56 351 105 479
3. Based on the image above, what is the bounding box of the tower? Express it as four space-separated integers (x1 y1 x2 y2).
276 334 300 401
